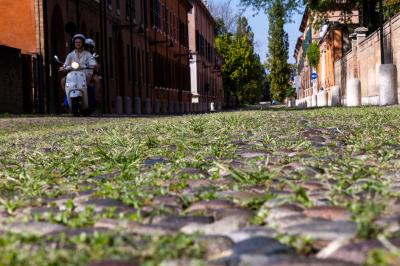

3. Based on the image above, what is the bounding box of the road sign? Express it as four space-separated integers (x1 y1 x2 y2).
311 72 318 80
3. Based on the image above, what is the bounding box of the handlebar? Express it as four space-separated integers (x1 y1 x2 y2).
59 66 95 72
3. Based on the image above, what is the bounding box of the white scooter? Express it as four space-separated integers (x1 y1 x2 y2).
54 55 97 116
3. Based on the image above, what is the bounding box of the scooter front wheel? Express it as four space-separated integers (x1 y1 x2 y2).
71 97 82 116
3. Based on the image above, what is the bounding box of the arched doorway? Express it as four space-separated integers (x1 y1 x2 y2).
50 4 66 113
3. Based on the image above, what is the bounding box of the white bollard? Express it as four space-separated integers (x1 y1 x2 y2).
311 94 317 107
319 90 328 107
379 64 398 105
305 96 310 107
331 86 340 106
346 78 361 107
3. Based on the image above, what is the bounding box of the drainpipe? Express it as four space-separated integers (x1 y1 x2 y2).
101 0 110 113
43 0 50 113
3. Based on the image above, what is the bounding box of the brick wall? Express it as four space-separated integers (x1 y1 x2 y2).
0 46 23 114
334 13 400 104
0 0 37 53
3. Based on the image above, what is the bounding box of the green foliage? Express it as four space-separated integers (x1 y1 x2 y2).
306 42 320 68
266 0 292 102
214 17 266 105
239 0 301 22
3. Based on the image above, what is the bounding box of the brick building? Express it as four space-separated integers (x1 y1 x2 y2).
0 0 223 114
0 0 37 113
294 5 358 106
188 0 223 111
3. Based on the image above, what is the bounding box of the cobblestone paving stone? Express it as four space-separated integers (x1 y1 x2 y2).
1 107 400 265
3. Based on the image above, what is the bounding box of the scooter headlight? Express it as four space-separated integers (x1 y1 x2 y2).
71 62 80 70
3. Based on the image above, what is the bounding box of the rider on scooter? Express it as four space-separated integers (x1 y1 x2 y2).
60 34 97 92
84 38 102 111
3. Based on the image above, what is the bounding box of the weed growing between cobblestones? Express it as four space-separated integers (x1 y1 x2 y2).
0 107 400 264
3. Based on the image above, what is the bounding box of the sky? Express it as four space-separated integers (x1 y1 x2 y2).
211 0 304 64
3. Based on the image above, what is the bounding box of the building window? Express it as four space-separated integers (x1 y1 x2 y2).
107 0 112 10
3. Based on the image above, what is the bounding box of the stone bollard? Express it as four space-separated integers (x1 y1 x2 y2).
154 99 160 114
174 102 180 114
379 64 398 106
123 96 132 115
134 97 141 115
144 98 151 114
115 96 123 114
185 102 189 113
311 94 317 107
331 86 340 106
306 96 312 107
346 78 361 107
318 90 328 107
162 100 168 114
168 101 174 114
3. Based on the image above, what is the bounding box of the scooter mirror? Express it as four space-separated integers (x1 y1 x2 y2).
54 55 62 64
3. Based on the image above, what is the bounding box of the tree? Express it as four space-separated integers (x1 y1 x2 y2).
306 42 320 68
266 0 291 102
214 17 266 105
238 0 400 31
236 17 254 44
208 0 241 33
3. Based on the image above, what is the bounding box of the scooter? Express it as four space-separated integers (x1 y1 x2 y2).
54 55 97 116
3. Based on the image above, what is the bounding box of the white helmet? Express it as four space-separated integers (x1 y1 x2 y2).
85 38 96 47
72 33 86 42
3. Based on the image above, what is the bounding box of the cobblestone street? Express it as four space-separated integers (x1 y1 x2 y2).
1 107 400 265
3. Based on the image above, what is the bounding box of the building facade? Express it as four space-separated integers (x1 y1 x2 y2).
188 0 223 111
0 0 222 114
294 5 358 106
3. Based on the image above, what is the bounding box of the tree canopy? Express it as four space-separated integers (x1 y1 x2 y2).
214 17 266 105
239 0 400 30
266 0 292 102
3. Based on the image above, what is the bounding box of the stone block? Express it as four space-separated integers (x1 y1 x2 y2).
154 99 161 114
168 101 174 114
123 97 132 115
346 78 361 107
311 94 317 107
379 64 398 106
144 98 151 114
306 97 311 108
318 91 328 107
174 102 180 114
134 97 141 115
115 96 123 114
331 86 340 106
162 100 168 114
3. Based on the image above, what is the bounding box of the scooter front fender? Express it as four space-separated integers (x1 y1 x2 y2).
69 90 83 98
